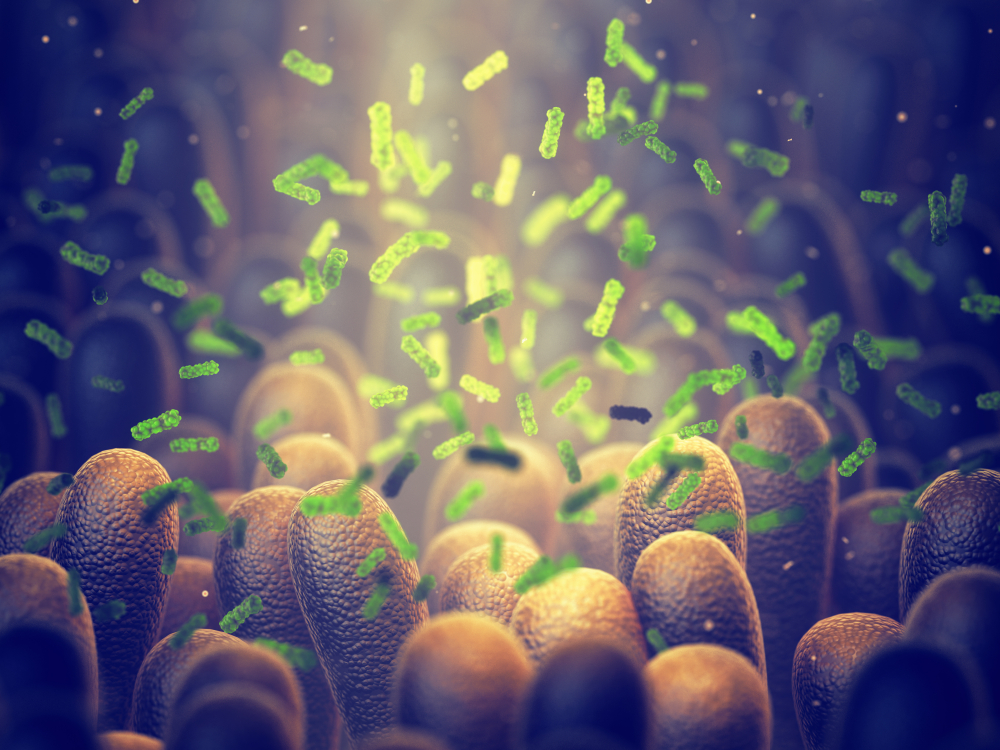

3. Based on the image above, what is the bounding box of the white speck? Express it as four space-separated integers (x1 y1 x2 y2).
845 551 855 560
53 137 63 145
947 446 962 462
68 16 78 26
321 433 331 438
811 655 817 662
447 118 458 128
736 229 743 235
640 300 650 311
656 49 666 59
150 300 164 314
299 25 307 30
756 88 763 95
751 13 756 19
690 39 698 46
805 246 820 260
532 191 536 196
703 619 715 631
950 404 960 415
94 107 102 116
94 48 103 58
236 125 250 139
783 560 795 570
201 590 209 597
188 134 199 144
812 700 821 707
787 138 793 141
42 35 50 43
841 537 849 544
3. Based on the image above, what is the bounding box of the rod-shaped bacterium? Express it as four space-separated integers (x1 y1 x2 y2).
591 279 624 338
539 107 564 159
444 480 485 521
553 377 592 417
515 392 538 436
119 87 153 119
887 248 935 294
179 361 219 379
357 548 386 577
730 442 791 474
617 120 657 146
977 392 1000 410
694 158 721 195
433 431 475 460
802 312 841 373
948 173 967 226
586 77 606 139
928 190 948 246
860 190 897 206
25 319 73 359
192 178 230 228
115 138 139 185
896 382 941 419
557 440 582 483
568 176 614 219
462 50 508 91
775 272 806 299
459 374 500 403
253 408 291 441
220 594 263 634
400 335 441 378
838 438 876 477
256 444 287 479
141 268 188 298
853 330 887 371
677 420 718 440
605 18 624 66
91 375 125 393
381 453 420 499
456 289 513 324
281 49 333 85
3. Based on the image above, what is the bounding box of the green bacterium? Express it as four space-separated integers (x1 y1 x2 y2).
802 312 841 373
192 178 230 228
730 442 791 474
168 437 219 453
620 43 657 83
539 107 564 159
92 287 108 305
817 387 836 419
179 361 219 379
585 189 628 234
368 101 395 172
170 613 206 650
119 87 153 119
838 438 876 477
645 135 677 164
48 164 93 182
380 199 428 229
370 385 408 409
928 190 949 246
660 300 697 338
456 289 513 324
726 140 789 178
520 194 571 247
662 364 747 417
459 374 500 403
977 392 1000 410
591 279 624 338
115 139 139 185
219 594 263 634
836 344 860 394
677 420 718 440
735 415 748 439
647 629 669 653
746 197 782 235
24 319 73 359
617 120 658 147
461 50 508 91
948 173 967 226
44 393 67 439
553 377 592 417
960 294 999 318
649 81 671 121
161 548 177 575
141 268 188 298
299 466 374 518
91 375 125 393
408 63 425 105
471 182 495 200
488 533 504 572
896 382 941 418
482 316 506 365
853 330 887 370
602 338 636 373
873 337 922 362
256 444 287 479
356 548 387 577
663 471 701 510
899 204 929 237
363 582 391 620
23 522 67 553
212 318 263 359
559 474 617 520
378 512 418 559
46 473 74 495
171 293 223 331
694 158 721 195
567 176 612 220
433 431 475 460
795 434 852 483
557 440 582 483
515 392 539 437
887 248 935 294
91 599 126 623
674 82 710 99
320 246 347 290
444 480 486 521
253 408 291 441
514 554 580 594
727 306 796 360
254 639 318 671
775 272 806 299
586 77 606 139
60 241 109 275
413 574 437 602
860 190 897 206
281 49 332 86
605 18 625 66
766 374 784 398
438 391 468 434
289 349 324 366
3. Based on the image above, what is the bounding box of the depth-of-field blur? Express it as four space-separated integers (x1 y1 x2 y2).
1 1 999 750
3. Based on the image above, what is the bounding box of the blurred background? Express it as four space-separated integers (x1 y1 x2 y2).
0 0 998 541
